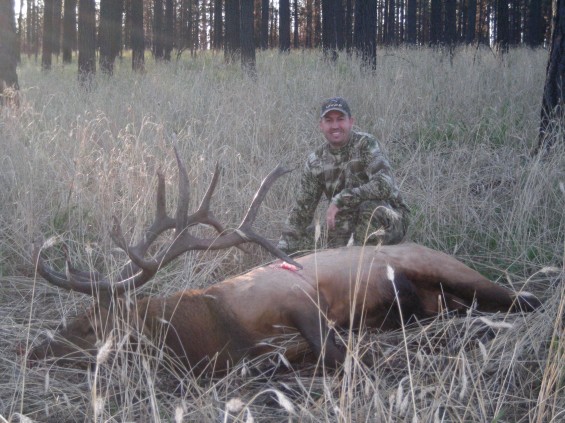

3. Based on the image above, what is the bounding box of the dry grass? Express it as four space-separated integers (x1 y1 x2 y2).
1 46 563 422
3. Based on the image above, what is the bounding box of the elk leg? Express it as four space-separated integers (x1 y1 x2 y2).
385 271 425 324
289 302 346 369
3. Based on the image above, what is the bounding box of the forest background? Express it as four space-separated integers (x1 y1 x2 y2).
9 0 555 75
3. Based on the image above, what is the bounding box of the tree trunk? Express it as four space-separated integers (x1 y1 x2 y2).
345 0 353 51
131 0 145 71
53 0 62 57
154 0 164 60
527 0 544 47
384 0 395 45
164 0 173 60
0 0 20 105
496 0 509 53
178 0 193 54
321 0 337 60
305 0 313 48
42 0 54 70
99 0 123 75
224 0 240 62
314 0 321 47
406 0 417 44
62 0 77 63
240 0 256 78
536 0 565 154
260 0 269 49
335 0 345 49
444 0 456 46
293 0 299 49
354 0 377 70
430 0 442 46
466 0 477 44
213 0 223 50
280 0 291 52
78 0 96 84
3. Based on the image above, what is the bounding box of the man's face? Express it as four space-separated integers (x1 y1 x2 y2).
319 110 355 149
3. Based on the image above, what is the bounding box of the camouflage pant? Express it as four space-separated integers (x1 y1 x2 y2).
280 200 409 253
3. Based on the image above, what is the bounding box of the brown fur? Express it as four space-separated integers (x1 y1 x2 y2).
29 243 540 372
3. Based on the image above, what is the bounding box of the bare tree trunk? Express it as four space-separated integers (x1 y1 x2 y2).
153 0 164 59
354 0 377 70
131 0 145 71
163 0 173 60
496 0 509 54
53 0 62 58
466 0 477 44
260 0 269 49
321 0 337 60
304 0 313 48
240 0 256 78
62 0 77 63
535 0 565 155
78 0 96 85
280 0 291 52
293 0 299 48
99 0 123 75
42 0 54 70
0 0 20 105
213 0 223 50
224 0 240 62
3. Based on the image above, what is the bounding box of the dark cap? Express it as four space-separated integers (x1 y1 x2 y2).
320 97 351 118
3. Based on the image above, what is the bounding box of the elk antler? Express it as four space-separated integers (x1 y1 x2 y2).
33 147 300 300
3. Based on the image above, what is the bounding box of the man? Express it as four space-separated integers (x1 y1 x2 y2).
278 97 409 254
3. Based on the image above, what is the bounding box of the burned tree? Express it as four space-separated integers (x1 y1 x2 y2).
535 0 565 154
0 0 19 105
99 0 123 75
78 0 96 84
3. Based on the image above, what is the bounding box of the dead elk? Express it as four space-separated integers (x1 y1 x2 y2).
28 152 541 373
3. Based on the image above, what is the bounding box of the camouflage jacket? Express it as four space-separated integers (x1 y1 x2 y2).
283 130 407 239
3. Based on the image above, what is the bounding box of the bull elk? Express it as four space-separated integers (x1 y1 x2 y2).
28 149 541 373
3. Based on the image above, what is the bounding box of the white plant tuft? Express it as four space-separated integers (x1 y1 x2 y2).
96 336 114 365
225 398 245 414
478 317 514 330
387 264 395 283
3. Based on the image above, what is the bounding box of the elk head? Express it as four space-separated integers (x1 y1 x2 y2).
28 147 297 367
27 303 112 366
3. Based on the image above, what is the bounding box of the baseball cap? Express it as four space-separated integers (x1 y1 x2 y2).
320 97 351 118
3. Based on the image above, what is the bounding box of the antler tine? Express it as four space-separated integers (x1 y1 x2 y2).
125 170 176 257
32 239 108 296
240 165 292 230
149 164 303 269
110 156 182 283
235 165 302 268
185 162 223 231
118 145 192 260
177 161 250 254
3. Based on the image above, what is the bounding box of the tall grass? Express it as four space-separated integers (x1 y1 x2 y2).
0 46 563 422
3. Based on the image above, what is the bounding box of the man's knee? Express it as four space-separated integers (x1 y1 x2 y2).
356 201 408 245
278 229 317 254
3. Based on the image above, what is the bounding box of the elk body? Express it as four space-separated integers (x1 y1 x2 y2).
29 150 541 373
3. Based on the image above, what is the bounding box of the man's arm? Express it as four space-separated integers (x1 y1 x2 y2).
331 135 399 211
278 160 323 252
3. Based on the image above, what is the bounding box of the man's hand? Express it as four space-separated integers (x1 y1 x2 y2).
326 203 340 230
